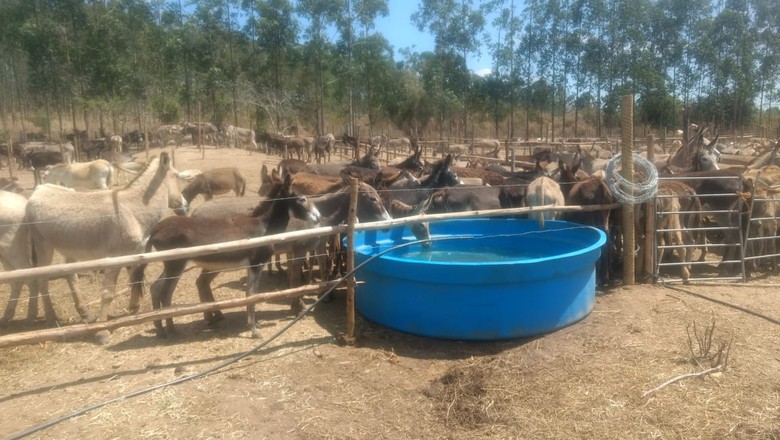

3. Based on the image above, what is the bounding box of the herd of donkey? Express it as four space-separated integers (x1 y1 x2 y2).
0 121 778 342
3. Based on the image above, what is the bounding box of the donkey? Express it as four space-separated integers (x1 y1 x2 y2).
672 168 746 273
193 175 429 300
278 179 394 312
652 180 703 283
144 173 321 338
313 134 334 164
383 154 463 207
423 186 502 213
355 145 381 169
662 124 721 173
42 159 114 190
181 167 247 204
565 176 619 284
525 176 565 228
277 159 314 176
0 177 25 194
24 153 187 340
388 143 425 175
0 191 38 325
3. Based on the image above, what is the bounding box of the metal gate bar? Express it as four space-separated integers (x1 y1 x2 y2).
743 193 779 275
653 175 746 283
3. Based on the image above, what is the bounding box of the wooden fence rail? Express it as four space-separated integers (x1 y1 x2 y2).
0 281 341 348
0 202 620 348
0 203 618 285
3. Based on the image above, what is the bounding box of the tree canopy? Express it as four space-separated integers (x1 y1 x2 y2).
0 0 778 140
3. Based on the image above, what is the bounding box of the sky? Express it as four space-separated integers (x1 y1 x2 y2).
372 1 495 76
217 0 497 76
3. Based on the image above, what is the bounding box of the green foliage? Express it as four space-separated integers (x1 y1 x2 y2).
0 0 776 138
152 96 181 124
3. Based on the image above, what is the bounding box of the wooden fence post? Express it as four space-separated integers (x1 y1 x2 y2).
644 134 655 282
8 135 15 179
621 95 635 285
341 177 359 345
198 102 205 159
144 126 150 162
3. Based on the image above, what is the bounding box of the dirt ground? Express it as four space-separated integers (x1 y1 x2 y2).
0 145 778 440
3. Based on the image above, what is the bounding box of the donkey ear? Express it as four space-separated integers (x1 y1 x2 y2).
340 169 352 185
572 156 581 173
444 154 453 167
413 194 434 214
372 172 384 189
708 133 720 149
159 152 170 168
260 164 269 183
558 158 565 170
283 172 293 191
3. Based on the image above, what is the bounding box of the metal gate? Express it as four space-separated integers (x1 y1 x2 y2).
744 190 780 277
653 175 746 283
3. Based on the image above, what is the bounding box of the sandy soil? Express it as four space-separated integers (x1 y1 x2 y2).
0 145 778 440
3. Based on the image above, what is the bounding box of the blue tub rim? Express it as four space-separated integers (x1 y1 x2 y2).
355 219 608 266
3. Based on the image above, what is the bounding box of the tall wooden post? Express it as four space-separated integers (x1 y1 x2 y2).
342 177 359 345
144 126 150 162
197 102 204 159
643 134 655 282
621 95 635 285
7 135 15 179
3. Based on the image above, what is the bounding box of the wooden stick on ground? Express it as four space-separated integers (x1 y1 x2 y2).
642 365 724 397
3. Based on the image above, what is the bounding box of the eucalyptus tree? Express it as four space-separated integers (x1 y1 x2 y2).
602 0 655 133
517 0 544 139
567 0 590 137
695 4 756 130
578 0 610 136
413 0 485 137
189 0 239 125
411 51 464 138
484 0 523 138
752 0 780 135
393 49 436 135
0 0 36 137
297 0 342 134
351 34 397 133
6 0 70 138
146 1 189 124
523 0 568 140
334 0 388 135
251 0 298 132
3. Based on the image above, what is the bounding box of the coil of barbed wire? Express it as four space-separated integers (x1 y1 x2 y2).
604 153 659 204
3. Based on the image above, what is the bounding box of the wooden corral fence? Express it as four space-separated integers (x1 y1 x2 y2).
0 199 619 349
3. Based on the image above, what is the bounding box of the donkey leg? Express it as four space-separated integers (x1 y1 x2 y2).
195 270 223 324
62 272 95 323
97 268 122 323
25 280 40 323
287 250 306 314
679 231 693 283
30 244 60 324
245 265 264 339
94 268 121 344
0 282 24 325
35 278 59 325
656 233 667 278
126 265 145 314
151 260 186 337
275 253 285 273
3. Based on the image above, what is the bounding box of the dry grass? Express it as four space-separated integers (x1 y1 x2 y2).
1 146 779 440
